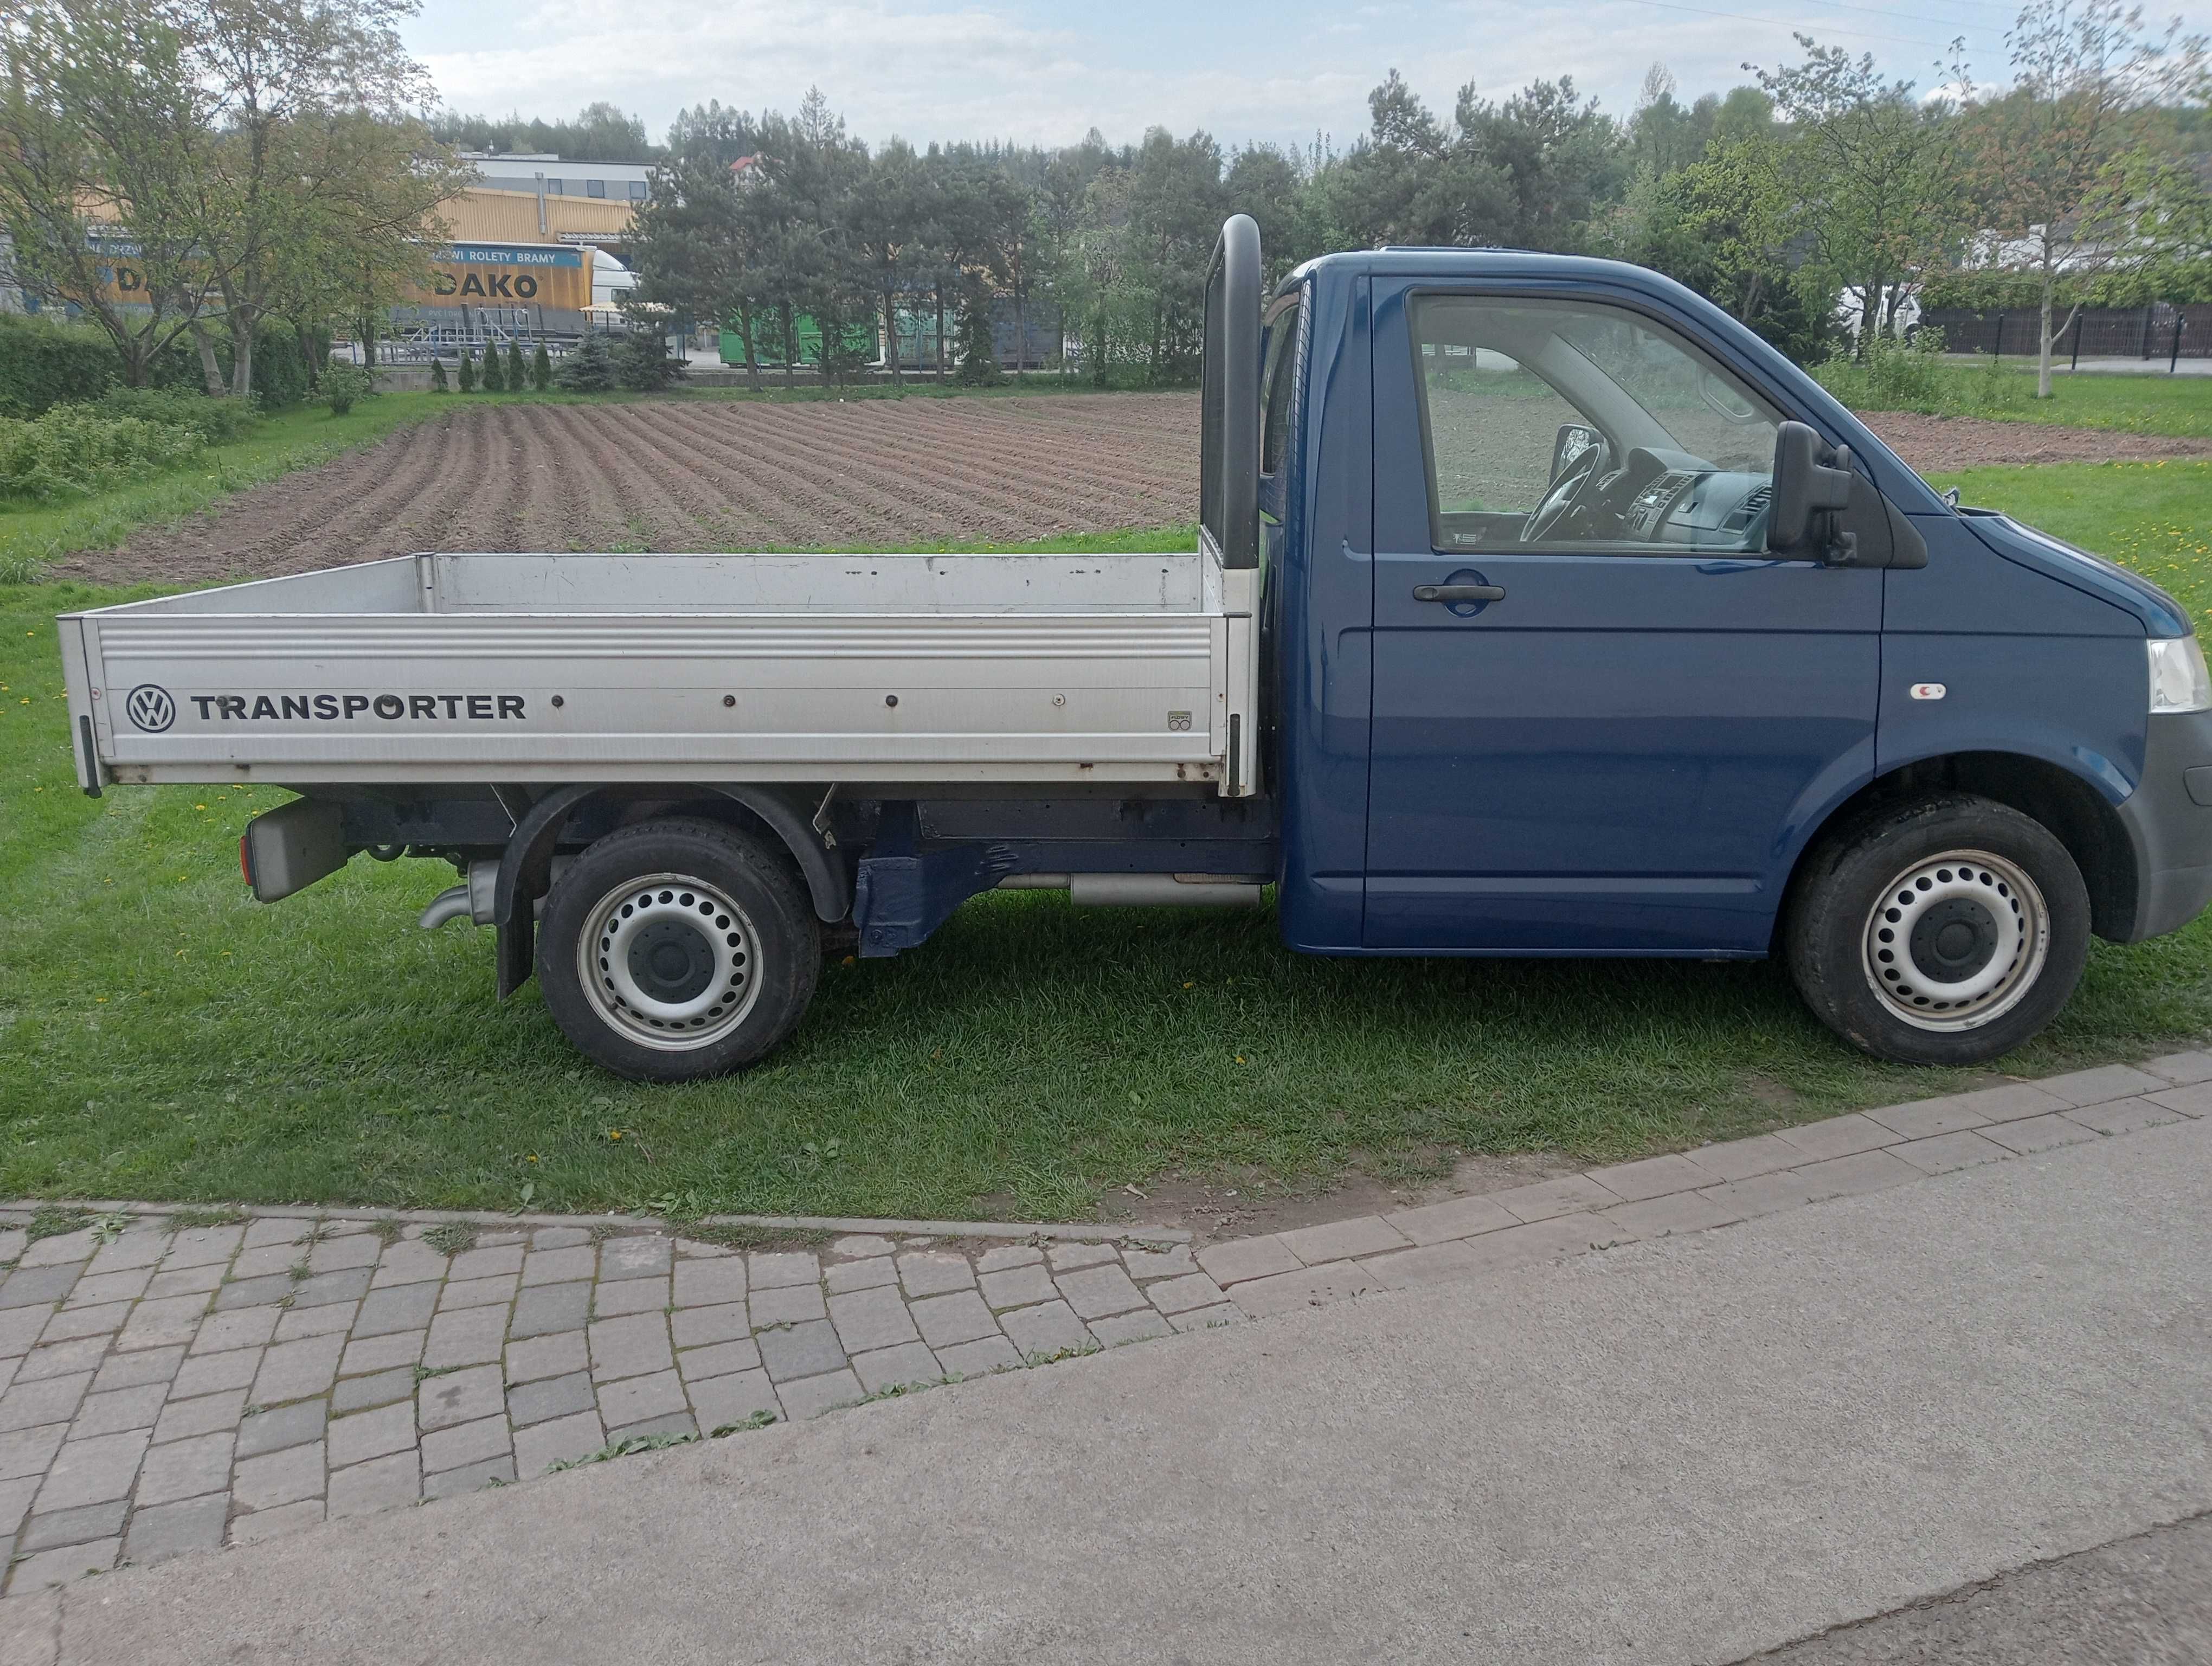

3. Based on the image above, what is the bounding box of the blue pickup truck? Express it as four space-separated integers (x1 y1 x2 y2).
60 215 2212 1080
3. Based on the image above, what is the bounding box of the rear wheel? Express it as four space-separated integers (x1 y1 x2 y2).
1784 794 2090 1066
537 816 820 1082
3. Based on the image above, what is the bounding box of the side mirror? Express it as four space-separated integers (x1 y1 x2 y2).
1550 424 1599 483
1769 420 1857 563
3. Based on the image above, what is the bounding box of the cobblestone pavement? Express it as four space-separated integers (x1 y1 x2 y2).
2 1049 2208 1598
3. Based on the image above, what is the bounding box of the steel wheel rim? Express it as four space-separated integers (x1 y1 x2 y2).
576 872 761 1052
1861 848 2048 1032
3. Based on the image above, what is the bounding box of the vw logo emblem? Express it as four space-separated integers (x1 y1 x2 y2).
125 684 176 733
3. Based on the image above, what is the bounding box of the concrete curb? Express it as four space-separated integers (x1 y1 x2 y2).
0 1200 1190 1247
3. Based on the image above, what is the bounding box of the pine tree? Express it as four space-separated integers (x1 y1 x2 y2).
953 286 1002 387
507 339 526 390
555 331 614 392
480 343 506 392
457 350 477 393
430 357 449 393
531 342 552 391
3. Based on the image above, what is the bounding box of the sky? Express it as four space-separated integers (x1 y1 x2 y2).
403 0 2212 156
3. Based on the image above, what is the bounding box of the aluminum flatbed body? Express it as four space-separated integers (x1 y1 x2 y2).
59 549 1262 794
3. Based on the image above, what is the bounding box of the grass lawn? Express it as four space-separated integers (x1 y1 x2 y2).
4 462 2210 1221
1814 359 2212 438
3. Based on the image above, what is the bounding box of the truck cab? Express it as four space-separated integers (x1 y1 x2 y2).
1251 222 2212 1061
60 216 2212 1081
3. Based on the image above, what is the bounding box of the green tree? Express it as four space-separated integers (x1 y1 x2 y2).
1960 0 2210 395
1754 37 1966 355
506 339 525 389
184 0 458 399
430 356 448 391
555 331 613 392
847 139 926 387
1457 76 1626 249
479 340 505 391
614 325 682 390
456 349 476 392
0 2 216 387
627 146 768 390
953 283 1001 385
531 341 552 390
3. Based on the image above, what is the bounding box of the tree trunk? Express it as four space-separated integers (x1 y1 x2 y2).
2036 262 2056 401
189 322 225 396
934 283 946 381
229 308 255 402
1013 284 1026 379
884 284 902 389
781 302 796 387
738 304 761 390
1738 271 1765 326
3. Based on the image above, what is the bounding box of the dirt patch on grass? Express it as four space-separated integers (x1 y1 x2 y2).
57 393 1203 586
1859 411 2212 471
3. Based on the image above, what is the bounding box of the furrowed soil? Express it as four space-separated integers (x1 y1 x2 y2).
59 393 1202 585
50 393 2212 586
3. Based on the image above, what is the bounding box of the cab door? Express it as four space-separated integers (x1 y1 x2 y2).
1361 280 1882 954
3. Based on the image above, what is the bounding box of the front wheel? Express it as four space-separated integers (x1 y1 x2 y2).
1784 794 2091 1066
537 816 821 1082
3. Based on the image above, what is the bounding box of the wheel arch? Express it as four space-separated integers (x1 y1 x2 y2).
1778 750 2138 947
492 784 850 999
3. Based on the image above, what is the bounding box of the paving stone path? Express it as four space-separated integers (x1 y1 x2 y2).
2 1049 2208 1598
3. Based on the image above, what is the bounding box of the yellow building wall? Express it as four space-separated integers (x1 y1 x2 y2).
436 187 634 246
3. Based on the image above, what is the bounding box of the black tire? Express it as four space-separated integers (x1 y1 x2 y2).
537 816 820 1082
1783 793 2090 1066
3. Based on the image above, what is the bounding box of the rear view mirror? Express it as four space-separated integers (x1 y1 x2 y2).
1769 421 1857 563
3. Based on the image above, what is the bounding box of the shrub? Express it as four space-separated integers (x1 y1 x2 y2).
431 357 449 393
321 363 374 415
507 339 526 390
481 343 506 393
0 404 201 502
95 386 259 446
1811 330 2027 418
555 331 615 392
531 342 552 391
0 312 115 416
614 328 683 392
145 322 321 408
458 350 477 393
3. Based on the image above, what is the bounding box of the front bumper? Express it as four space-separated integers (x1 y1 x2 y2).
2114 709 2212 942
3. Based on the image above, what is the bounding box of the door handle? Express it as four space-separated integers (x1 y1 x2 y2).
1413 583 1505 603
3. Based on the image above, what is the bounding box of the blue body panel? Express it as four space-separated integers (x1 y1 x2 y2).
1258 249 2182 960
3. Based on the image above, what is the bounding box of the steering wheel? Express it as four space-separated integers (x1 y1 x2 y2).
1521 439 1607 543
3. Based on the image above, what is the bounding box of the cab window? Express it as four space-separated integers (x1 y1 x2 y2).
1411 295 1783 555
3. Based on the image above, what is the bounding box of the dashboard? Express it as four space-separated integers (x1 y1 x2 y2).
1567 446 1773 552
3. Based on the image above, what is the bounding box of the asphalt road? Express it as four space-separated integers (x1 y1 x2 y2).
11 1117 2212 1665
1740 1511 2212 1663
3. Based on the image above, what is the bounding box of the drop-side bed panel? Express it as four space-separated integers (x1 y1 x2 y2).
64 552 1258 791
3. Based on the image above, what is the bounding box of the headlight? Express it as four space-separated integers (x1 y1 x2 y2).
2148 636 2212 714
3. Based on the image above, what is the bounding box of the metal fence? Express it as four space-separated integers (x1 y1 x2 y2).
1919 304 2209 364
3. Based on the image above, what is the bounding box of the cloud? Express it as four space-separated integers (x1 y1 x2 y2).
407 0 2140 152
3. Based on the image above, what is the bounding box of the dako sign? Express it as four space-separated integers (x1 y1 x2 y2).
432 269 539 299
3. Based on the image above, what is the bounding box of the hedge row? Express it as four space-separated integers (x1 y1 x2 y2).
0 313 116 417
0 311 325 415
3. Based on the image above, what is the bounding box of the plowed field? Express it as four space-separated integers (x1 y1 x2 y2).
54 391 2209 586
63 393 1202 586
